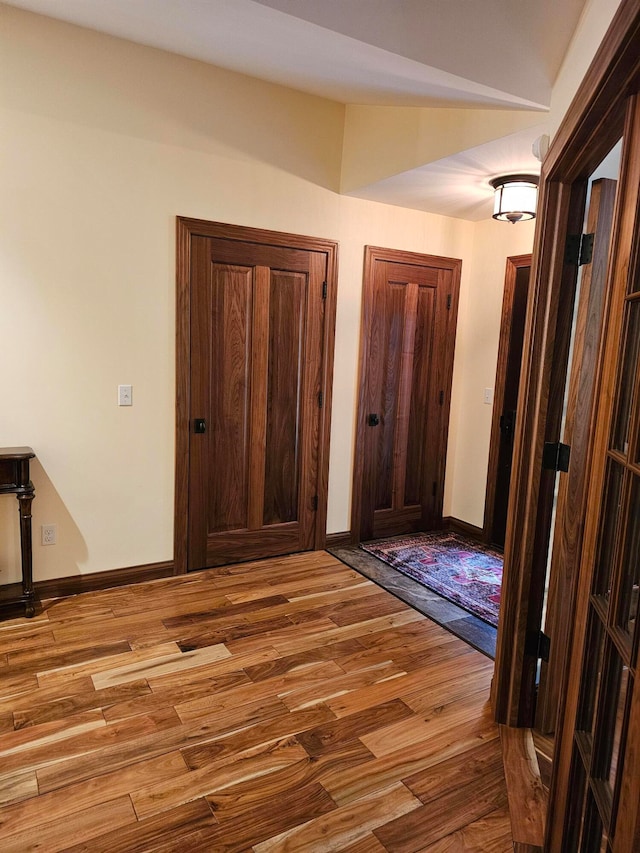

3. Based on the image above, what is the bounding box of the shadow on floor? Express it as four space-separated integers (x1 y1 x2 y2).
328 543 497 659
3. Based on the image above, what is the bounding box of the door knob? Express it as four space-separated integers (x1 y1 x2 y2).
193 418 206 433
367 413 380 427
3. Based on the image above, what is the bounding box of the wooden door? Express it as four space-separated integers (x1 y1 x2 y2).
175 219 338 572
548 94 640 852
352 247 460 542
484 256 531 548
535 178 617 735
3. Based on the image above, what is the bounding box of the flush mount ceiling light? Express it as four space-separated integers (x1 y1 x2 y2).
490 174 539 223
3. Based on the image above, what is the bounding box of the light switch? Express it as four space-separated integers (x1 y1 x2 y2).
118 384 133 406
483 387 494 405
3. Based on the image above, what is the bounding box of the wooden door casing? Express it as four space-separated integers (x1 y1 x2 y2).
352 247 461 543
483 255 531 549
175 219 338 574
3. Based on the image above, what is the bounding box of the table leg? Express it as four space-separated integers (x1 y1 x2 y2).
17 489 35 617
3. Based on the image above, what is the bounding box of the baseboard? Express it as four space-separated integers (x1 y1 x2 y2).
443 516 484 542
325 531 353 548
36 560 175 600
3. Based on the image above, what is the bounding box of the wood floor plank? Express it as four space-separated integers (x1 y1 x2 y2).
91 643 232 690
297 698 415 756
181 703 345 770
420 807 513 852
103 670 250 723
33 708 180 790
253 781 421 852
321 724 500 806
373 774 508 853
0 770 38 808
62 799 217 853
204 781 337 851
360 690 493 758
131 736 308 820
0 752 187 839
174 660 344 722
326 654 491 718
206 740 370 820
12 678 152 729
244 638 365 682
0 551 512 851
0 794 137 853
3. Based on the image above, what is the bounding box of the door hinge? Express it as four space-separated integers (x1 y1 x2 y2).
446 294 452 310
565 233 594 266
312 495 319 511
322 281 327 300
432 481 437 497
542 441 571 472
439 390 444 405
526 629 551 663
317 391 323 408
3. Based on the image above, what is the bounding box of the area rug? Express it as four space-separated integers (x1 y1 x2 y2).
361 531 503 626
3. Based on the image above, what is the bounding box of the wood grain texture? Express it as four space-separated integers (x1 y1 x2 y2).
499 725 547 846
175 219 338 573
351 246 461 542
0 551 511 850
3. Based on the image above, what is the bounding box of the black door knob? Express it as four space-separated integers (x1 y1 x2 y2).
367 413 380 427
193 418 207 433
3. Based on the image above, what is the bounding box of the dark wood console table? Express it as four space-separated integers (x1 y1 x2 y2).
0 447 37 618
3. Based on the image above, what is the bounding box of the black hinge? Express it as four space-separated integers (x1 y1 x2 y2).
526 629 551 663
312 495 319 511
439 390 444 405
432 481 437 497
318 391 323 408
446 294 452 310
565 233 595 266
542 441 571 472
580 233 595 265
322 281 327 300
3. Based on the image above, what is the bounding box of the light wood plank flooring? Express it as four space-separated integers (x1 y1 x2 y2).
0 551 512 851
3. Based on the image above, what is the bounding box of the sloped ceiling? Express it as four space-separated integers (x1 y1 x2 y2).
4 0 588 219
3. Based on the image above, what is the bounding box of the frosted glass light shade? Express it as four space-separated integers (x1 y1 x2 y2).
490 175 539 223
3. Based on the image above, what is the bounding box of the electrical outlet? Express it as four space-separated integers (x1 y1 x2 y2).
41 524 57 545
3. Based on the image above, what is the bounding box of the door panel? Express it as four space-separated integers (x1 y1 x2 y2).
187 234 327 569
353 248 460 542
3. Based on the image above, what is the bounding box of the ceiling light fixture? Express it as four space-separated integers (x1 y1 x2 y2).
490 174 539 223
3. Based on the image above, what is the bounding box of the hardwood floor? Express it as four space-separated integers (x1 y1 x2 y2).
0 551 512 851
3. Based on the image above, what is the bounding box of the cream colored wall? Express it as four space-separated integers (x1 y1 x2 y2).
549 0 622 135
0 5 477 583
444 219 536 529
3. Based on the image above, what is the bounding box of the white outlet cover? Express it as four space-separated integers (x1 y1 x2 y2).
118 384 133 406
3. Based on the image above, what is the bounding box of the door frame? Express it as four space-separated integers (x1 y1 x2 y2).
174 217 338 575
483 253 531 547
350 245 461 543
493 0 640 729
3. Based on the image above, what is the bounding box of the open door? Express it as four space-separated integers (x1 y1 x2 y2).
484 255 531 549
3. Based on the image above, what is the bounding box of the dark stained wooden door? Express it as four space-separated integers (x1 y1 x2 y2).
353 247 461 542
485 257 531 549
186 234 328 569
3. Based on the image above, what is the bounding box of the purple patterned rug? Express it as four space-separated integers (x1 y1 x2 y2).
361 531 503 627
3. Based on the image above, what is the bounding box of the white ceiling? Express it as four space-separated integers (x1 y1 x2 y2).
4 0 589 219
